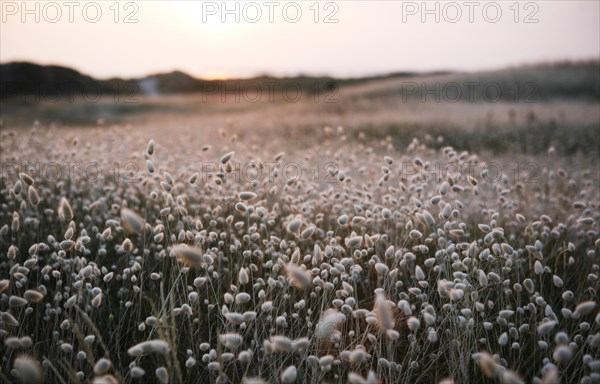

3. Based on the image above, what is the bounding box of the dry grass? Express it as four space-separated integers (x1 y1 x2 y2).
0 78 599 383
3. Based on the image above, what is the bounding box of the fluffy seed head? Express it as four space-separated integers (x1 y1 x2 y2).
285 264 312 290
172 244 203 268
120 208 145 234
281 366 297 383
127 340 169 356
14 356 43 384
58 197 74 221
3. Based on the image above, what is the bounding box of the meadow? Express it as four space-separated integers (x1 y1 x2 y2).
0 65 599 383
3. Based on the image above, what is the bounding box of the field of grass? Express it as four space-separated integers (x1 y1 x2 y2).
0 66 599 384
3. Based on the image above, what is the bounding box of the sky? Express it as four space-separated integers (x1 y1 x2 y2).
1 0 599 79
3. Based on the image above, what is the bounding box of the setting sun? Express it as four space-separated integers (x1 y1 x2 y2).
2 1 598 79
202 70 232 80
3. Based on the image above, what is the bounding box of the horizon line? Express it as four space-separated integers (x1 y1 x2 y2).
1 57 599 82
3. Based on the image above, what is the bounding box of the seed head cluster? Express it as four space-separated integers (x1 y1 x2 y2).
0 126 599 383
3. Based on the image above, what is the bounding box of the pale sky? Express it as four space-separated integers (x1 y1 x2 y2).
1 0 599 79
